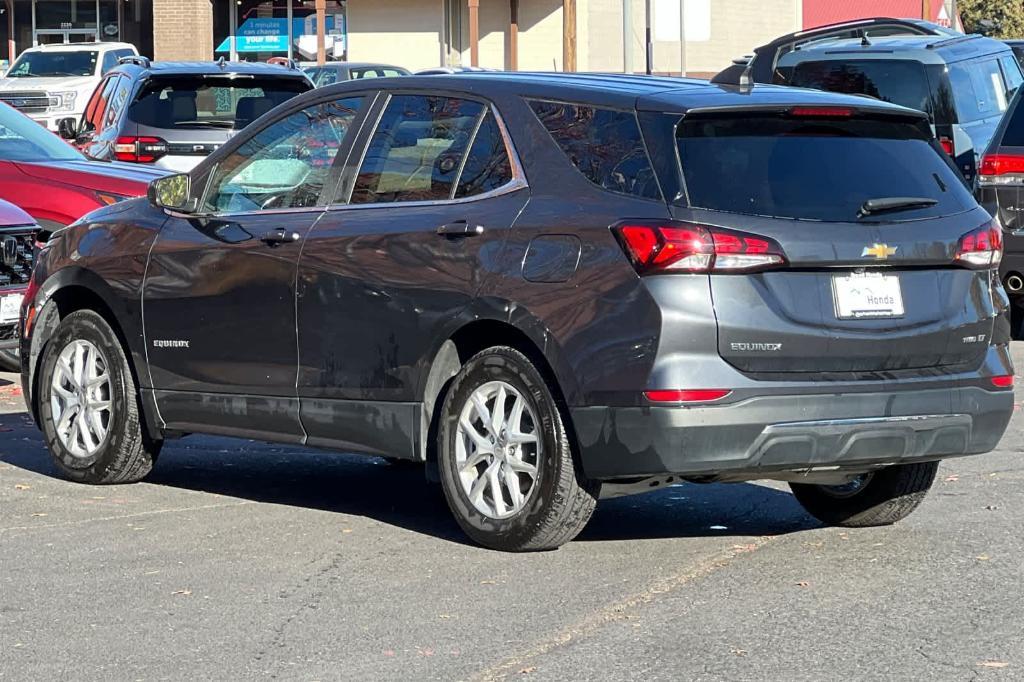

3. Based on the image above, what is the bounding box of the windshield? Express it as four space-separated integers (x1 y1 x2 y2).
0 104 83 161
7 50 98 78
676 114 974 222
128 76 310 130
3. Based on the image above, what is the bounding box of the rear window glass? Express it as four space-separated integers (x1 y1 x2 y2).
676 114 974 222
948 58 1009 122
789 60 931 114
1000 99 1024 147
529 100 660 200
128 77 310 131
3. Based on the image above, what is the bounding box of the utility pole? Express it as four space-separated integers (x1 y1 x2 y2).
644 0 652 75
678 0 686 77
623 0 633 74
315 0 326 65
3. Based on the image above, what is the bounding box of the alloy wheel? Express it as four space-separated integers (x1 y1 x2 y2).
49 339 112 459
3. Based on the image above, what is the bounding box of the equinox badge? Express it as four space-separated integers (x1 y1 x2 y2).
862 243 897 260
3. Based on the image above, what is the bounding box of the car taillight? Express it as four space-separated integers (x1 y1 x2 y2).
955 220 1003 268
787 106 854 118
114 136 167 163
614 222 786 274
990 374 1014 388
979 153 1024 185
938 136 954 156
644 389 732 404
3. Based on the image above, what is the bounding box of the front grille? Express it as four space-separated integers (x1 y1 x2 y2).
0 227 36 289
0 90 49 114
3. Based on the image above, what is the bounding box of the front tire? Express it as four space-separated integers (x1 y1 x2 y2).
790 461 938 527
438 346 599 551
37 310 161 484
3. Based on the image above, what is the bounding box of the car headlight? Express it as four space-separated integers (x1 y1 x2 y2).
47 91 78 112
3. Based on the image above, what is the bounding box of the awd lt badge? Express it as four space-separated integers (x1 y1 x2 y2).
862 243 897 260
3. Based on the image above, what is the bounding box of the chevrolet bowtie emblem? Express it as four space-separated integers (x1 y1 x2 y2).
862 243 897 260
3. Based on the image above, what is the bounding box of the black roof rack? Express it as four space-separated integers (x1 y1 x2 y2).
713 17 949 86
926 34 983 50
118 55 151 69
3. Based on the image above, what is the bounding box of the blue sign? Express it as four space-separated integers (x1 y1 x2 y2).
216 16 344 53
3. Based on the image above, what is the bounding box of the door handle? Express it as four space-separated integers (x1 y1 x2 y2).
436 221 484 237
261 228 301 246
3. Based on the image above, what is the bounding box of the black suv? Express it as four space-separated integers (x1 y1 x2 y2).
719 18 1024 187
20 74 1014 551
58 58 312 173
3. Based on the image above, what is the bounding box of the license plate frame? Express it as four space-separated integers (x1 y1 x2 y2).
0 292 23 324
832 272 904 320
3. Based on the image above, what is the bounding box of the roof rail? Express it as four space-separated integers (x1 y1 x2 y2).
926 33 982 50
118 55 150 68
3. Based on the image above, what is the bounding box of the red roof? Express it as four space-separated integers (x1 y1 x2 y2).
803 1 954 30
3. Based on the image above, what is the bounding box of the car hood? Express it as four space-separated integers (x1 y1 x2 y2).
14 159 170 195
0 75 96 93
0 198 35 227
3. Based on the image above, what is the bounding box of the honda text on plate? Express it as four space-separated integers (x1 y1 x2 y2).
19 74 1014 551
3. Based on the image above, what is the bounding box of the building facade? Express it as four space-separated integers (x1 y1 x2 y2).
1 0 961 75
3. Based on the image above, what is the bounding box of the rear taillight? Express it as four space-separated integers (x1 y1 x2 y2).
644 389 732 404
979 153 1024 185
938 136 954 156
955 220 1003 268
787 106 854 118
991 374 1014 388
114 136 167 163
614 222 786 274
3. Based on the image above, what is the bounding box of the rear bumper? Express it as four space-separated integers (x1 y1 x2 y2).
572 385 1013 480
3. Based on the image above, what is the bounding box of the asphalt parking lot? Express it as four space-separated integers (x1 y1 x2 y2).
2 348 1023 681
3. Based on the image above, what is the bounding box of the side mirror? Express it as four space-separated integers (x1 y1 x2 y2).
148 174 196 212
57 117 79 141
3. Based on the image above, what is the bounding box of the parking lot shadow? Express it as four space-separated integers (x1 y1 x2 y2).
1 418 818 545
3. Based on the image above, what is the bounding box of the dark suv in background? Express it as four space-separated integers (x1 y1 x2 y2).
719 19 1023 188
20 74 1014 551
59 58 312 172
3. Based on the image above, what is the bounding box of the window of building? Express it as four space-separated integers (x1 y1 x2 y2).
351 95 486 204
528 100 660 200
204 96 363 213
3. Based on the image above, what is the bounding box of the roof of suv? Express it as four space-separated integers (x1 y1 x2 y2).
24 41 136 52
778 33 1012 66
109 60 311 80
316 71 929 118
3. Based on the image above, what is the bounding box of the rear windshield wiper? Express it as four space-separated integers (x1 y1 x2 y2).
858 196 938 218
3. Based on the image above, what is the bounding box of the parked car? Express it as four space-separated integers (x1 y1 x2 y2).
1005 40 1024 66
717 19 1023 187
60 58 313 172
0 42 137 131
20 73 1013 551
978 86 1024 333
416 66 496 75
303 61 409 86
0 101 166 235
0 198 37 372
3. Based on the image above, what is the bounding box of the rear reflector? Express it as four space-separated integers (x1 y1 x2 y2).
644 389 732 404
788 106 854 118
991 375 1014 388
614 222 786 274
955 220 1003 268
979 153 1024 185
938 136 954 156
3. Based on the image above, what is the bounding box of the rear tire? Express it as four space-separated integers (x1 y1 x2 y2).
790 461 938 527
37 310 161 484
0 348 18 373
438 346 599 551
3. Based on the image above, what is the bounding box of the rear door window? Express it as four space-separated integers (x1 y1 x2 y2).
788 60 932 114
128 76 310 132
1000 55 1023 99
676 113 974 222
455 111 513 198
529 100 661 200
351 95 485 204
949 58 1009 122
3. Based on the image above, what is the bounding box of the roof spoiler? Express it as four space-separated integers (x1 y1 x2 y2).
118 55 151 69
712 17 950 86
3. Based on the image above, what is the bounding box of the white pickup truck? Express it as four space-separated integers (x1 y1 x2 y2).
0 42 137 131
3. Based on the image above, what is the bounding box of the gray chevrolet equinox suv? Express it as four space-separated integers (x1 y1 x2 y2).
20 73 1014 551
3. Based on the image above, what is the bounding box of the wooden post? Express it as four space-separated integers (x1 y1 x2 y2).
469 0 480 67
316 0 326 65
922 0 930 21
563 0 576 72
6 0 14 66
509 0 519 71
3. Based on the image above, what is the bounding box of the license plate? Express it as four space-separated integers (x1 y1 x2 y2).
832 272 904 320
0 293 23 324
